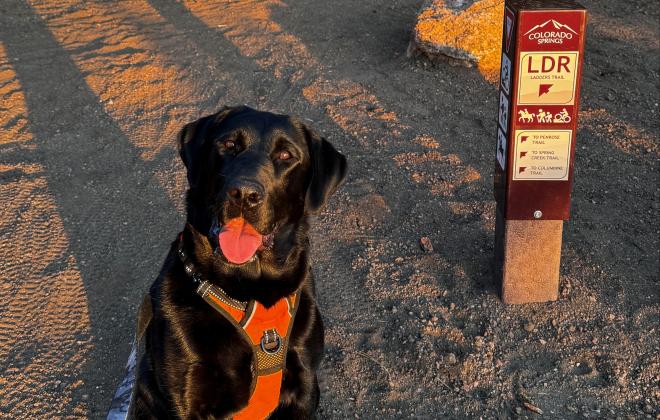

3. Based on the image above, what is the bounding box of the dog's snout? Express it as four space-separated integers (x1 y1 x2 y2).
226 181 264 208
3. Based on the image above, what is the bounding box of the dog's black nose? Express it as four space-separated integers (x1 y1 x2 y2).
226 181 264 208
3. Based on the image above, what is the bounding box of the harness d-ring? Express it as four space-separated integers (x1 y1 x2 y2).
260 329 282 354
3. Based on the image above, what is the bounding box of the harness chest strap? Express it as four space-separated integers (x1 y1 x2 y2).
196 280 300 420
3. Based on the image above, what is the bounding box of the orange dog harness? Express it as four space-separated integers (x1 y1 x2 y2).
177 236 299 419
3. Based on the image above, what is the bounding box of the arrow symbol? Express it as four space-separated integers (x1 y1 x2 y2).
519 167 527 174
521 136 529 143
539 84 553 96
520 151 527 158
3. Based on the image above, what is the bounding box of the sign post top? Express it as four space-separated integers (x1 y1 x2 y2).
494 0 587 220
507 0 585 11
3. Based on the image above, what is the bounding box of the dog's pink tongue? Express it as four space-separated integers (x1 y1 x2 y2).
218 218 263 264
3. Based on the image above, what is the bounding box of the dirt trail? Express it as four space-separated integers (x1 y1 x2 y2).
0 43 91 418
0 0 657 419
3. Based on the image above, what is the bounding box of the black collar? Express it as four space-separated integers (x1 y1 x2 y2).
177 233 248 310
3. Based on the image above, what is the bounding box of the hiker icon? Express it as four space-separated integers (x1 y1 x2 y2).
536 109 552 123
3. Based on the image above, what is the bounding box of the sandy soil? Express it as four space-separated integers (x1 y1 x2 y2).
0 0 657 419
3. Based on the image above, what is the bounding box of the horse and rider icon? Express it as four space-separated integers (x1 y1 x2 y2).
517 108 571 124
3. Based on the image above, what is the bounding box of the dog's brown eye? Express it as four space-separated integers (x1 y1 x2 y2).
278 151 291 161
224 140 236 149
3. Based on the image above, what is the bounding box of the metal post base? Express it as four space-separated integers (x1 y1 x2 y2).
494 206 563 304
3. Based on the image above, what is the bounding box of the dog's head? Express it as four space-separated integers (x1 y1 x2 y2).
178 106 346 293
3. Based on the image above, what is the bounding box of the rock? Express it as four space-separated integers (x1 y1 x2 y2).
524 322 535 333
419 236 434 253
474 336 484 348
407 0 504 82
446 353 458 365
523 402 543 415
394 256 405 264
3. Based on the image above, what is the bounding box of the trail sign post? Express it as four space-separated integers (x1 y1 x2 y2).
494 0 587 304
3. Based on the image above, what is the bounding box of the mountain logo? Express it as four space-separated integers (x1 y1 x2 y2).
524 19 577 45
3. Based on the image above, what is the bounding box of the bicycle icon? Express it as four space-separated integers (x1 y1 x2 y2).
553 108 571 123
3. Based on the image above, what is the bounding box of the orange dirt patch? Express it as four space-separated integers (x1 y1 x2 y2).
414 134 441 149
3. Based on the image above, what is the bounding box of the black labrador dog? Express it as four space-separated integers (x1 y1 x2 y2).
131 106 347 418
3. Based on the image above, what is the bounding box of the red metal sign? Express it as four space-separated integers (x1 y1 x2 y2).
494 0 587 220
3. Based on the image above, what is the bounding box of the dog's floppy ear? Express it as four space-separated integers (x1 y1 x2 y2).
303 125 348 214
178 107 233 188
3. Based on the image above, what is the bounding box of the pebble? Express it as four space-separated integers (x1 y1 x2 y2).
524 322 535 333
446 353 458 365
474 336 484 348
419 236 433 253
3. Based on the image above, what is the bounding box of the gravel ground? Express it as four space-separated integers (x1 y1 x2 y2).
0 0 657 419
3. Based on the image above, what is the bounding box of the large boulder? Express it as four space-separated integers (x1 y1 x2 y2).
408 0 504 82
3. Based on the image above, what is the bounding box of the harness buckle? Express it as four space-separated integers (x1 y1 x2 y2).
260 329 282 354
